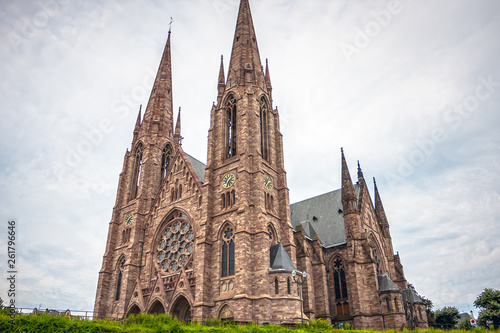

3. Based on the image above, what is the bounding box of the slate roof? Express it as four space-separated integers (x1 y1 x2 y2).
269 243 297 271
378 275 400 292
186 154 206 183
402 288 424 304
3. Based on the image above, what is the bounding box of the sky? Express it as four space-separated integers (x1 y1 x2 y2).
0 0 499 317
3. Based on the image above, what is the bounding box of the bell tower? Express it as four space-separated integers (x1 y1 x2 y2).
193 0 301 323
94 30 176 319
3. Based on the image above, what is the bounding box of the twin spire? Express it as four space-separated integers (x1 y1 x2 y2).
136 0 270 140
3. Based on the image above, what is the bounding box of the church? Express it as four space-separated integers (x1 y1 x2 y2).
94 0 428 329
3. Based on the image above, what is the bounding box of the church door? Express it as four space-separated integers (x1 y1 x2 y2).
170 296 191 322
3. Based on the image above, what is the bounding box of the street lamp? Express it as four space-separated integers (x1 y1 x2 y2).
292 270 307 324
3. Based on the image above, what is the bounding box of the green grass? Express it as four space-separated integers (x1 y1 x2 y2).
0 313 498 333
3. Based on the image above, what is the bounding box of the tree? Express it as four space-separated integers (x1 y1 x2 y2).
474 288 500 329
421 296 436 327
434 306 460 329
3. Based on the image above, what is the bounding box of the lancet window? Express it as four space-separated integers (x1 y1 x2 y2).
160 144 172 180
130 143 143 200
332 258 349 315
260 97 269 161
221 226 235 277
115 258 125 301
225 95 237 158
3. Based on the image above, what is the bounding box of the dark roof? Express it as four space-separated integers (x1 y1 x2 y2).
291 189 347 247
186 154 206 183
269 243 297 271
402 288 424 304
301 220 318 238
378 275 400 292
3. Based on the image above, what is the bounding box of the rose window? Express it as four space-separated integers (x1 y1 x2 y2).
156 220 194 273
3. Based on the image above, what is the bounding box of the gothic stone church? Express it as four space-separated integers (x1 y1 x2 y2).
94 0 428 329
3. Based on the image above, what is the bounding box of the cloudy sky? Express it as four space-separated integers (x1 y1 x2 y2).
0 0 499 317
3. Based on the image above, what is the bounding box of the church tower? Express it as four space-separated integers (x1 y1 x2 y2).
194 0 301 322
93 30 178 319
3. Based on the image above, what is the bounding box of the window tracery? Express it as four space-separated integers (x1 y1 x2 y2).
332 257 349 315
130 143 143 200
260 97 269 161
155 218 194 275
225 95 237 158
115 258 125 301
160 144 172 180
221 226 235 277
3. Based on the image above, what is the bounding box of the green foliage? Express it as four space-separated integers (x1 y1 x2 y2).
435 306 461 329
307 318 330 329
458 318 472 330
3 311 500 333
474 288 500 329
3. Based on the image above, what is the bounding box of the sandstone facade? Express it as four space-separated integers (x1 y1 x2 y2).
93 0 428 329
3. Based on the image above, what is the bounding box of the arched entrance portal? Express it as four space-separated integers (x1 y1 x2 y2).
170 295 191 322
148 300 166 315
126 304 141 317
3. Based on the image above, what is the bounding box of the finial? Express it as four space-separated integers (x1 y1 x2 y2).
373 177 377 185
168 17 174 33
341 147 344 153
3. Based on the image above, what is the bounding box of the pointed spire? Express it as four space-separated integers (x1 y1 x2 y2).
265 58 272 90
217 55 226 103
374 178 389 227
341 148 357 214
133 105 142 142
141 29 174 138
174 107 181 144
134 105 142 131
226 0 265 88
357 160 364 180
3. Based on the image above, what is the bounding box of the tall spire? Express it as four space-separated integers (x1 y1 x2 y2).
217 55 225 103
341 148 357 215
374 178 389 227
141 30 174 138
226 0 265 88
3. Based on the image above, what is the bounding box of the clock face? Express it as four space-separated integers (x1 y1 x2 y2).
124 213 133 226
264 175 273 190
222 173 235 189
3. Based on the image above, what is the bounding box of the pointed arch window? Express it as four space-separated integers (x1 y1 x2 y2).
225 95 237 159
274 278 279 295
115 259 125 301
130 143 143 200
287 278 291 294
160 144 172 180
332 258 349 315
260 97 269 161
222 226 235 277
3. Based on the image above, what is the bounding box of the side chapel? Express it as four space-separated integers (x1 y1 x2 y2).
94 0 428 329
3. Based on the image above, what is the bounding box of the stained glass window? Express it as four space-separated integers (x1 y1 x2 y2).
155 216 194 274
222 226 235 277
